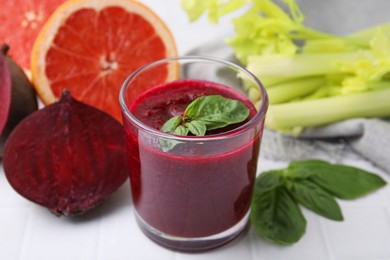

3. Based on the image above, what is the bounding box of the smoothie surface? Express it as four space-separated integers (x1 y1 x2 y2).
129 80 257 134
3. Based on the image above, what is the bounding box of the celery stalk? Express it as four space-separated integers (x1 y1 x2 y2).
349 21 390 42
266 88 390 132
302 38 365 53
247 52 358 78
258 76 296 87
267 76 325 104
182 0 390 133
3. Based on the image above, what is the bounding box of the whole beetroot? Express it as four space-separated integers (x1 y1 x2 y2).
0 44 38 156
3 90 128 216
0 49 11 135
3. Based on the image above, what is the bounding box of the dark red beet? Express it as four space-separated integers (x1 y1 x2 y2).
1 44 38 156
3 91 128 216
0 51 11 135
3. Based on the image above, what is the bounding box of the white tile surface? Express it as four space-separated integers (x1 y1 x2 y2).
0 209 30 260
324 207 390 259
2 1 390 259
1 157 390 260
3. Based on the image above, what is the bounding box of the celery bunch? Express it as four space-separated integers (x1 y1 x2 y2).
181 0 390 134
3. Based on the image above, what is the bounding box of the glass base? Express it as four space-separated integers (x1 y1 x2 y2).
135 211 250 252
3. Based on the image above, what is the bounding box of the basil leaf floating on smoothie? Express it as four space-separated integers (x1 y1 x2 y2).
252 160 386 244
185 120 207 136
159 116 187 152
184 95 250 130
161 116 190 136
160 95 250 151
161 95 249 136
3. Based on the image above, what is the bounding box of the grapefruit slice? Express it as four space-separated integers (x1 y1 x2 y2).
31 0 178 122
0 0 65 70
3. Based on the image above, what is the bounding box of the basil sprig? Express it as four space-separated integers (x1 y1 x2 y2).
161 95 250 136
251 160 386 244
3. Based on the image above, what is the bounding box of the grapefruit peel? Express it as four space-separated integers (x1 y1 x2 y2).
31 0 178 121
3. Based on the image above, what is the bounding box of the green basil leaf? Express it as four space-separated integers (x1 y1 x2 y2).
286 160 329 180
287 179 343 221
255 170 284 193
185 120 206 136
287 160 387 199
184 95 250 130
159 116 187 152
251 185 306 244
161 116 182 134
159 95 250 151
173 125 189 136
159 138 184 152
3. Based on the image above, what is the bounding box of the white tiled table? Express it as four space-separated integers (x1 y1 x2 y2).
1 1 390 259
1 157 390 260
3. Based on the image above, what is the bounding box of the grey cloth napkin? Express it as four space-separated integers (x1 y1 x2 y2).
262 119 390 173
187 34 390 174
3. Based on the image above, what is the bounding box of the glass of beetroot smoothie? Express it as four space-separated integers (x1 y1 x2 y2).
119 56 268 251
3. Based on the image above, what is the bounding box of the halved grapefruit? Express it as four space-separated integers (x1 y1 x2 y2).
0 0 66 70
31 0 178 122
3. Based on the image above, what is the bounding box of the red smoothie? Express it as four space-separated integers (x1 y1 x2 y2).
124 80 262 238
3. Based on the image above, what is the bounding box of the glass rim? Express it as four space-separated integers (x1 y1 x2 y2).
119 55 268 141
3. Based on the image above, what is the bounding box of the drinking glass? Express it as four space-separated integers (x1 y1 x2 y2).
119 56 268 251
